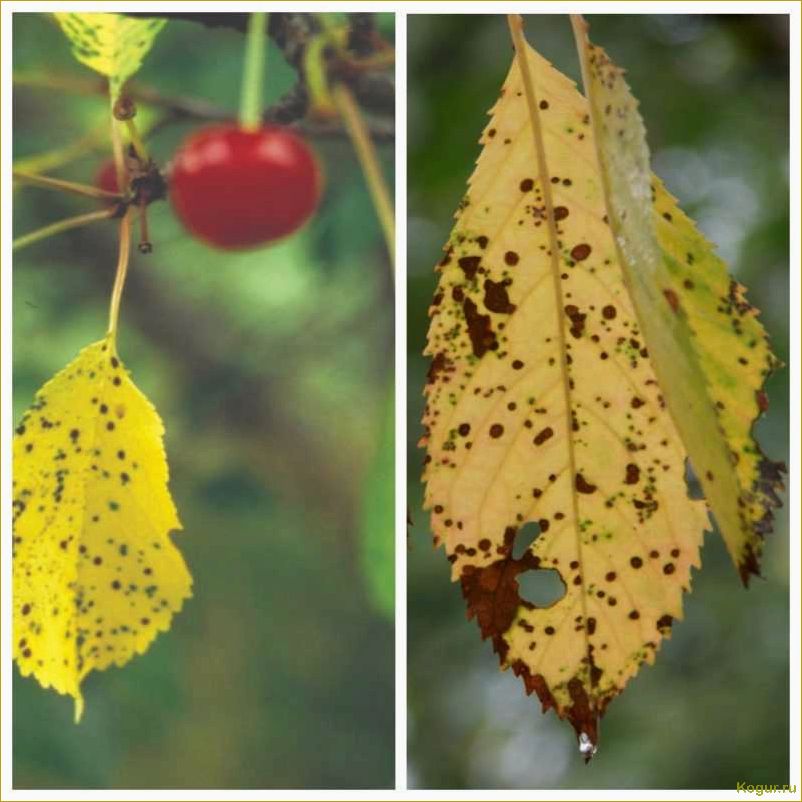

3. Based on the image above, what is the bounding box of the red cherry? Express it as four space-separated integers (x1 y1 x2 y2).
169 124 322 250
95 160 120 198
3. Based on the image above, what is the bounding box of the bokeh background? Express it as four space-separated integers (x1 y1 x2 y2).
12 12 394 789
408 14 790 790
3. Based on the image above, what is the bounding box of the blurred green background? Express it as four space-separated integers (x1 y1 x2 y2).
408 14 790 790
12 12 394 790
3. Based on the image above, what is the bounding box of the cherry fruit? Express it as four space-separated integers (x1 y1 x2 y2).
95 160 120 198
169 124 322 250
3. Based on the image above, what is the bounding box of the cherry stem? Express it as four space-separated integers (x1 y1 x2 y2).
107 209 133 342
138 198 152 253
13 170 122 201
125 118 150 163
239 12 268 131
332 82 395 273
13 208 116 251
110 91 127 194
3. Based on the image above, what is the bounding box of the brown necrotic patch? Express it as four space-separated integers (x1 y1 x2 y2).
564 305 586 338
575 473 597 494
483 279 516 314
463 298 498 358
458 255 482 281
624 463 640 484
427 352 454 385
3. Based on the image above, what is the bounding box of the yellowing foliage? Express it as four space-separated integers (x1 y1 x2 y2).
572 16 783 583
13 337 191 720
421 16 783 755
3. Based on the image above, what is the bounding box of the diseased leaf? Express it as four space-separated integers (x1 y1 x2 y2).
13 336 191 721
571 15 785 585
421 15 783 757
54 12 166 100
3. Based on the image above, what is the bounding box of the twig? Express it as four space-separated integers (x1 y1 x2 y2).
107 210 133 340
14 73 394 142
13 208 116 251
13 170 122 201
332 82 394 272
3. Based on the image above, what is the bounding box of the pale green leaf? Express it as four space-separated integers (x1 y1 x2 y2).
54 12 166 100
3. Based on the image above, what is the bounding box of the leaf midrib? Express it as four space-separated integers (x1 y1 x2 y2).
509 16 595 710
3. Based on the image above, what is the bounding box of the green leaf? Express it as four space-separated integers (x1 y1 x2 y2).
54 12 166 100
360 389 394 619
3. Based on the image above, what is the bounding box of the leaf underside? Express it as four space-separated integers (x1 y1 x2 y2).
421 19 783 753
54 12 166 100
13 337 191 720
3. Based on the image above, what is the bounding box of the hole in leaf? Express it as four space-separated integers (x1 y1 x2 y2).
512 521 541 559
519 568 567 608
684 458 705 500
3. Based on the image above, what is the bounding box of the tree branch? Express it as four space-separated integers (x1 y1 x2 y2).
123 11 395 119
14 73 394 143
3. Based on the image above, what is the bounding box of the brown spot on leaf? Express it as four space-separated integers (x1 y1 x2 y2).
564 304 587 338
624 463 640 484
483 279 516 314
575 473 597 494
463 298 498 357
458 255 481 281
461 550 540 642
570 243 591 262
427 352 454 385
664 289 680 313
533 427 554 446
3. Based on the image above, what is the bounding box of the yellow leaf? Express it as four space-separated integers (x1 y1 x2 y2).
13 336 191 721
571 15 784 584
421 16 781 756
53 12 166 100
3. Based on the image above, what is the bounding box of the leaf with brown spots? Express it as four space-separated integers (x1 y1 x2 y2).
13 336 191 721
420 14 783 758
572 15 784 585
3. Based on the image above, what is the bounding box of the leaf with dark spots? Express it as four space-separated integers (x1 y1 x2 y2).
423 13 783 760
576 13 784 586
13 336 191 720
